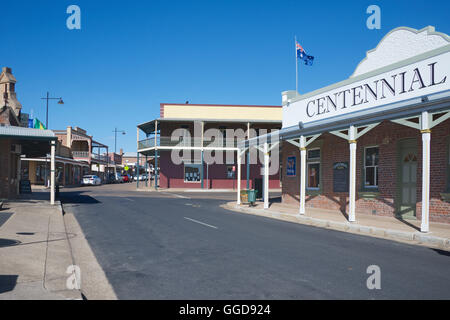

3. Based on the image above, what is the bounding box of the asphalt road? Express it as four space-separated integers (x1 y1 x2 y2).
60 184 450 299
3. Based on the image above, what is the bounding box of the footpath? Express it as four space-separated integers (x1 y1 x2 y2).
0 193 82 299
0 189 117 300
224 200 450 251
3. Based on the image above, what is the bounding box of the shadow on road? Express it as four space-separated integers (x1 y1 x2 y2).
59 191 101 205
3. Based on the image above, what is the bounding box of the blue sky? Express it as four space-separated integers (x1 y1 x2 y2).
2 0 449 152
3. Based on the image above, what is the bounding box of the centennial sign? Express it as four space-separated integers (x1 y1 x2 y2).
283 51 450 128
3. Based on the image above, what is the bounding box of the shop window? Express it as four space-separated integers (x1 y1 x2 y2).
226 165 235 179
364 146 379 188
184 163 201 182
307 148 320 189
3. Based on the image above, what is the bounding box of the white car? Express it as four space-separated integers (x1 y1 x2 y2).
82 175 102 186
133 174 148 181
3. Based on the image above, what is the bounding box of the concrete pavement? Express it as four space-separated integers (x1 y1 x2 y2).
0 198 81 300
0 189 116 300
224 200 450 251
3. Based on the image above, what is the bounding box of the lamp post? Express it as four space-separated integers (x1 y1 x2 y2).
113 128 126 153
41 92 64 129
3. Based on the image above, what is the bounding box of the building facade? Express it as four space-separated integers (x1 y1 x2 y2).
249 26 450 230
137 103 282 190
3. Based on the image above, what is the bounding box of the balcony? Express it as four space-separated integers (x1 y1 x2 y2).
72 151 90 159
138 137 243 150
91 153 109 163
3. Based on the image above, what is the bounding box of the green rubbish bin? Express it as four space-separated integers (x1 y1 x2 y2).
248 189 256 206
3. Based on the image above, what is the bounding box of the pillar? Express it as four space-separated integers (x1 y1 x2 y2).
237 149 242 205
136 152 140 188
264 142 269 209
421 111 431 233
50 140 56 205
348 126 357 222
299 136 306 215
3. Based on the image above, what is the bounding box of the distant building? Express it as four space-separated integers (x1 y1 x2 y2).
137 103 282 189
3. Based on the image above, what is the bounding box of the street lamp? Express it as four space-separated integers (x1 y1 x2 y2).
41 92 64 129
113 128 126 153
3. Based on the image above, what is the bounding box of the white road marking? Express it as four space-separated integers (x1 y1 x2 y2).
162 192 190 199
123 197 134 201
184 217 218 229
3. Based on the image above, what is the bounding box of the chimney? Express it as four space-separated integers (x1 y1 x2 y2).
120 148 123 156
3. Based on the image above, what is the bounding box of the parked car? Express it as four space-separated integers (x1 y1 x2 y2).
122 174 130 183
114 173 124 183
82 175 102 186
133 174 148 181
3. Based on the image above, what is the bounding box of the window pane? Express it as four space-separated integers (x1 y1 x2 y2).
365 147 379 166
308 163 320 188
184 165 201 182
226 166 235 179
308 149 320 160
365 167 376 186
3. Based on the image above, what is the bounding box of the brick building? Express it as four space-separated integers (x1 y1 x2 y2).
246 26 450 231
137 103 282 190
0 67 57 201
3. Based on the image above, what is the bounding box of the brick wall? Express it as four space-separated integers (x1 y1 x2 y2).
281 119 450 223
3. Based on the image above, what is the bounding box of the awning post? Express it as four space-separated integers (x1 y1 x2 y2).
237 148 242 205
299 136 306 215
264 142 269 209
50 140 56 205
421 111 431 233
348 126 357 222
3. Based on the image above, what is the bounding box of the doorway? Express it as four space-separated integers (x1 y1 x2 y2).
397 139 418 219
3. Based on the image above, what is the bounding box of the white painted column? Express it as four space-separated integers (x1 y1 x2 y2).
50 140 56 205
420 111 431 233
348 126 357 222
264 142 269 209
299 136 306 215
237 149 241 205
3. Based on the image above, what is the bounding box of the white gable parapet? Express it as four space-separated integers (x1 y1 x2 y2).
352 26 450 78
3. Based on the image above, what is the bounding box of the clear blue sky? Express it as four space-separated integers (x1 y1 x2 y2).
2 0 449 152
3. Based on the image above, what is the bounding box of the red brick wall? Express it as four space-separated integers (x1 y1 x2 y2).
281 119 450 223
0 139 18 199
159 150 280 189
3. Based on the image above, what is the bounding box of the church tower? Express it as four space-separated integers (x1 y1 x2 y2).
0 67 22 116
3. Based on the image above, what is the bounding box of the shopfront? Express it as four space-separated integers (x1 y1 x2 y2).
242 26 450 232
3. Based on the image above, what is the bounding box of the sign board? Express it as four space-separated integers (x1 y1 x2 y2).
19 180 32 194
286 156 296 176
124 166 129 171
333 162 349 192
283 51 449 128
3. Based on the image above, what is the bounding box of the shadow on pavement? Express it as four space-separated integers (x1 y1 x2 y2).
0 212 14 228
0 238 21 248
0 275 18 294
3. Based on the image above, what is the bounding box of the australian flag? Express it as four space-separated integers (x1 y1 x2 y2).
296 41 314 66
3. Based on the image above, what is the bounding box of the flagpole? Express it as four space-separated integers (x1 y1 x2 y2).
295 36 298 93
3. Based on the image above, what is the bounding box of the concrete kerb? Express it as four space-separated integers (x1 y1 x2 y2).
223 202 450 251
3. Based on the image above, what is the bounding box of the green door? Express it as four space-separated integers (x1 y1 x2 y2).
398 139 418 219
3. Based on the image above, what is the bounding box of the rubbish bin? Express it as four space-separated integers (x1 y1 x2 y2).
240 189 249 204
248 189 256 206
